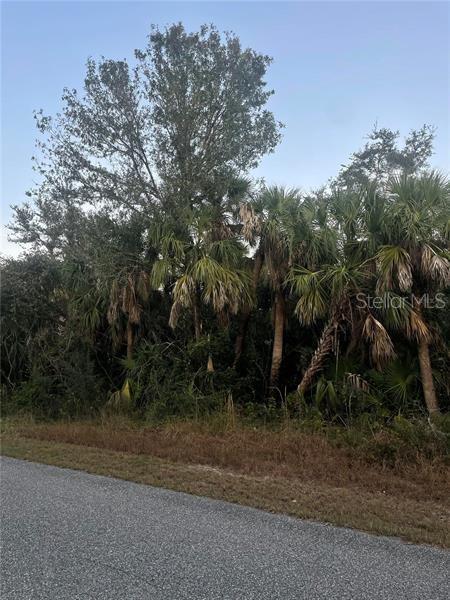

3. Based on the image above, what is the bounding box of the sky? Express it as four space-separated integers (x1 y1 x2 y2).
1 1 449 256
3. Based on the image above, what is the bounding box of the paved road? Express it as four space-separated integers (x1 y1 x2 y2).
1 458 448 600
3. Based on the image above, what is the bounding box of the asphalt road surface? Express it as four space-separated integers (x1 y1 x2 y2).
1 457 449 599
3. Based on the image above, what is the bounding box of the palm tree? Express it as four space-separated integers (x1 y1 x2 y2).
151 218 252 344
288 185 395 395
289 262 397 395
375 172 450 415
237 187 337 387
107 267 151 360
290 183 398 395
232 190 266 367
252 187 300 388
232 245 264 367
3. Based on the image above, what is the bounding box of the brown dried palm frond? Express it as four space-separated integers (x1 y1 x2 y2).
168 300 183 330
207 355 215 372
122 274 138 314
121 281 129 313
421 244 450 286
362 314 396 368
406 308 432 342
136 270 151 301
209 281 227 312
213 220 233 241
239 202 261 243
172 274 195 308
128 303 143 325
107 279 121 324
346 372 370 393
169 274 195 330
107 301 119 325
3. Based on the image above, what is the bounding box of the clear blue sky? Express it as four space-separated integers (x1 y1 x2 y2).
1 1 449 255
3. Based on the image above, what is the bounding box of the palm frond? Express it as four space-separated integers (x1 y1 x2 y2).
346 372 370 393
324 264 363 301
128 303 142 325
172 274 195 309
151 258 173 288
208 238 245 268
383 361 417 404
239 202 261 243
287 267 328 325
377 292 412 330
421 244 450 286
376 245 412 292
136 270 151 301
362 314 396 367
168 300 184 330
191 257 252 314
405 308 432 342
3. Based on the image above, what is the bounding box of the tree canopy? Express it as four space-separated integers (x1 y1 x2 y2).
10 23 281 256
2 24 449 423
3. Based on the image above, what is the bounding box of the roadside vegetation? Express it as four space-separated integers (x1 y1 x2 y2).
2 414 449 546
1 24 449 544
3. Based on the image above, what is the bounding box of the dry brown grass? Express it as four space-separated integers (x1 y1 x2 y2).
4 418 449 502
2 418 449 546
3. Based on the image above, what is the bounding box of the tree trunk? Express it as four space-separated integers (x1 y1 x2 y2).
269 290 285 387
412 296 440 416
298 321 336 395
417 337 440 416
233 249 264 367
192 294 202 341
126 321 134 361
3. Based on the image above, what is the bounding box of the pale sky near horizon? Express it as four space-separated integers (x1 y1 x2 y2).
1 1 449 256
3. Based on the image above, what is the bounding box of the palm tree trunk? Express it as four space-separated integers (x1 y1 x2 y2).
417 338 440 416
298 321 336 395
269 290 285 387
412 297 440 416
126 321 133 361
192 294 202 341
233 249 264 367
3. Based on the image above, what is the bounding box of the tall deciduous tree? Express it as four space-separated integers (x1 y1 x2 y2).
336 124 435 189
137 24 282 215
9 23 282 256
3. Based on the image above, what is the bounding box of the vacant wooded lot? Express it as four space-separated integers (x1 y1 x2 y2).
1 23 449 547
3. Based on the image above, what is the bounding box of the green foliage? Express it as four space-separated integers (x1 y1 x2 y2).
336 124 435 189
10 23 281 255
2 23 449 428
362 416 450 465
